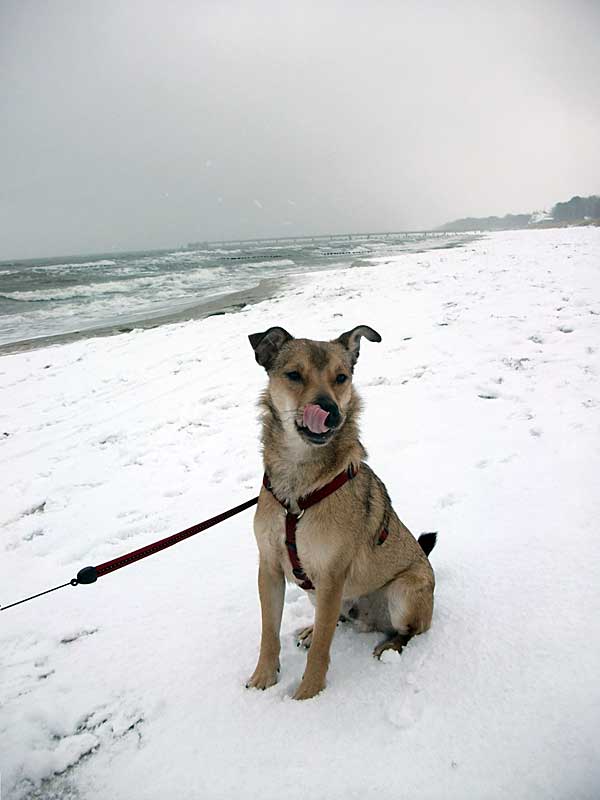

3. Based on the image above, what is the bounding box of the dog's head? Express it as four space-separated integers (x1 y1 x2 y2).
248 325 381 447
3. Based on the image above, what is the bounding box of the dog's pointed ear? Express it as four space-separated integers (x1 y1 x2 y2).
248 327 294 370
335 325 381 364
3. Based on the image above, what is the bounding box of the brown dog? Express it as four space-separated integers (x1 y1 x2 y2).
246 325 436 700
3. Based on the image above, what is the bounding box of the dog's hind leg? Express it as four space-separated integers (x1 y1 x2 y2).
296 598 355 648
296 616 351 649
373 631 413 659
373 569 434 659
296 625 314 649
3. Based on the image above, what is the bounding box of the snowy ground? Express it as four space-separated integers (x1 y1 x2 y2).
1 228 599 800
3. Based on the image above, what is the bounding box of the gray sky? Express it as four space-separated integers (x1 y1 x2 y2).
1 0 599 259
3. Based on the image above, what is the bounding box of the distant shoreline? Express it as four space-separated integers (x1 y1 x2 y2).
0 229 464 267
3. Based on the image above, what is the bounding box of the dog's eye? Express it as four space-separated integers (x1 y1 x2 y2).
335 374 348 384
286 371 303 382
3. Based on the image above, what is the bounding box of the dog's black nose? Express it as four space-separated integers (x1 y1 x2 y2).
314 395 341 429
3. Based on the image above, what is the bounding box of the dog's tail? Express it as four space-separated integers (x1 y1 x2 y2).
418 531 437 557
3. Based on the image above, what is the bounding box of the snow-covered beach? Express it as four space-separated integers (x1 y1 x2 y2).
2 227 600 799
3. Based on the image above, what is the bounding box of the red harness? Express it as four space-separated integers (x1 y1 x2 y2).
262 463 388 591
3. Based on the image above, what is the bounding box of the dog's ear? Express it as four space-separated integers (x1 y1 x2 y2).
335 325 381 364
248 327 294 370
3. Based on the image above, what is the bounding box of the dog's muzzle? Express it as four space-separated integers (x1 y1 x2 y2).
296 397 342 445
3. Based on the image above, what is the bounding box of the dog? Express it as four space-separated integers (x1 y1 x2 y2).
246 325 436 700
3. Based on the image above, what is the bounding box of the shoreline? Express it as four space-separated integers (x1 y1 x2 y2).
0 233 479 357
0 276 290 356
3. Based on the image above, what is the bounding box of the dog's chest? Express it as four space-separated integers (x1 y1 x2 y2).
254 496 340 582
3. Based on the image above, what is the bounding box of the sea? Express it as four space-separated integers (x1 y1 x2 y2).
0 231 471 349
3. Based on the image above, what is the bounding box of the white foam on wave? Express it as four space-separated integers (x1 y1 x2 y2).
1 265 235 304
1 283 135 303
26 259 117 272
165 250 211 259
58 259 116 268
241 259 295 268
2 289 76 302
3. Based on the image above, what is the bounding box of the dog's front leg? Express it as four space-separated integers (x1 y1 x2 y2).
293 575 344 700
246 558 285 690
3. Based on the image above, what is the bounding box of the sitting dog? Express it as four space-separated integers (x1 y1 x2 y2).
246 325 436 700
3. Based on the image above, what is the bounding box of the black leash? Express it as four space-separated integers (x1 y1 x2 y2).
1 581 77 611
1 494 259 612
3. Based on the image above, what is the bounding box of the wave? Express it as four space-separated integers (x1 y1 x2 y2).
164 250 206 258
0 280 141 303
238 259 295 268
0 290 101 303
26 259 118 272
0 265 235 304
51 259 117 269
201 248 242 255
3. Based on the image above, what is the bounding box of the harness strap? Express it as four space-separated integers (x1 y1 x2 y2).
263 464 359 591
285 513 314 591
298 463 358 510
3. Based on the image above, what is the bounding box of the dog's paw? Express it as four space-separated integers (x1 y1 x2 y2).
292 673 326 700
373 633 411 660
295 625 313 649
245 660 280 691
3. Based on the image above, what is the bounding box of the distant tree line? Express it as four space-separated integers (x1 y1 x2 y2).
436 214 531 232
438 194 600 232
552 195 600 222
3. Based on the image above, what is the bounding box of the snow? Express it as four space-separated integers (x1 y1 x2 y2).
1 227 600 799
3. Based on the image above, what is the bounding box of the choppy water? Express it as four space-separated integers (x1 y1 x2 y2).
0 231 467 346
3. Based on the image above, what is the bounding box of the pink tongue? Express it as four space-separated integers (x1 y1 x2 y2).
303 404 330 434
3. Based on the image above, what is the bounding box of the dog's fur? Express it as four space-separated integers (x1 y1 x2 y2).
246 325 435 700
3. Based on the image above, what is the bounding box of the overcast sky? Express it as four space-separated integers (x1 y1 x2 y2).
1 0 599 259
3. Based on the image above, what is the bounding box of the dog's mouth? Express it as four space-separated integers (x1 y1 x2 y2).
294 421 335 446
294 403 339 446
